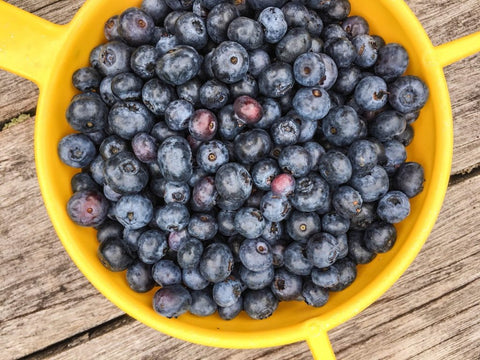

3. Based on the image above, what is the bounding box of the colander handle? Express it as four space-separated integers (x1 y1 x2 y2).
306 331 337 360
434 31 480 67
0 1 68 88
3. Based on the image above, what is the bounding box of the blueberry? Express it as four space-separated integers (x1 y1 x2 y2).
284 242 313 276
104 15 122 41
156 45 202 86
137 229 168 264
164 99 194 131
291 173 330 213
153 285 192 318
227 16 264 50
176 77 202 106
206 2 240 43
155 28 179 55
66 93 108 133
199 242 234 282
182 266 210 290
99 76 121 106
196 140 229 174
142 78 175 116
71 172 99 193
377 191 411 224
211 41 249 84
58 134 96 168
322 212 350 236
67 190 110 227
350 201 377 231
189 289 218 317
98 237 134 271
239 265 274 290
286 210 321 243
354 76 388 112
72 67 101 92
393 162 425 198
258 62 295 98
318 150 353 185
302 280 329 307
99 135 128 160
336 233 349 259
305 9 324 37
234 208 267 239
126 261 155 293
394 123 414 146
260 192 291 222
152 259 182 286
175 13 208 49
218 296 243 320
251 158 280 191
306 232 340 268
114 194 153 229
257 7 288 44
364 221 397 253
213 276 244 307
191 176 218 212
248 49 271 78
108 101 155 140
383 139 407 175
167 228 190 251
303 142 325 171
325 37 356 68
104 151 149 194
199 79 230 110
233 95 263 125
118 7 155 46
317 53 338 90
230 74 259 99
177 238 204 269
306 0 332 11
157 136 193 182
121 227 145 256
328 258 357 291
217 210 237 237
292 87 331 122
234 129 272 165
322 24 347 47
271 267 303 301
217 104 242 140
164 10 188 34
388 75 429 113
332 185 363 218
155 203 190 231
276 28 312 64
103 184 122 202
278 145 312 178
132 132 158 163
164 181 191 204
311 266 340 288
293 52 326 87
270 116 301 146
349 165 389 202
262 221 283 244
142 0 170 24
93 41 132 77
271 173 296 196
342 16 369 38
189 109 218 141
239 237 273 271
369 110 407 142
325 0 351 21
188 213 218 240
322 105 361 146
243 288 278 320
352 34 378 68
130 45 159 79
89 155 106 185
281 2 310 28
347 139 378 175
271 241 287 268
332 65 362 95
374 43 409 82
215 162 252 201
244 188 265 209
347 230 376 264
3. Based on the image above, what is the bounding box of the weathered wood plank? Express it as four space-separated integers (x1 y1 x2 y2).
0 119 124 359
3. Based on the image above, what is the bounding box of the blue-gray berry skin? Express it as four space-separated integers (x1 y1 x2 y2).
347 139 378 175
342 15 369 38
218 296 243 320
291 173 331 213
364 221 397 253
369 110 407 142
118 7 155 46
230 74 258 99
347 230 376 264
155 28 179 55
278 145 313 178
141 0 170 24
152 259 182 286
137 229 168 264
190 289 218 317
114 194 153 230
307 232 340 268
164 99 195 131
322 212 350 236
234 129 272 165
318 150 353 186
157 136 193 183
258 62 295 98
374 43 409 82
199 242 234 283
199 79 230 110
352 34 378 68
98 238 134 272
182 266 210 290
89 155 105 186
271 267 303 301
262 221 283 244
206 3 240 43
100 135 128 160
350 201 378 231
72 67 101 92
377 191 411 224
257 7 288 44
239 265 275 290
243 288 278 320
239 238 273 271
329 258 357 291
58 134 96 168
175 13 208 49
349 165 390 203
322 106 361 147
211 41 249 84
388 75 429 113
293 52 326 87
177 238 204 269
215 162 252 201
235 208 267 239
71 173 99 193
393 162 425 198
311 266 340 288
155 203 190 232
66 93 108 133
302 280 329 307
93 41 132 77
153 285 192 318
104 151 149 195
286 211 321 243
130 45 159 80
276 28 312 64
292 87 331 122
156 45 202 86
248 49 271 78
108 101 155 140
260 192 291 223
188 213 218 240
270 116 301 146
251 158 280 191
325 37 356 68
284 242 313 276
333 65 362 95
354 76 388 112
332 185 363 219
227 16 264 50
383 140 407 175
213 276 244 307
142 78 175 116
126 261 155 293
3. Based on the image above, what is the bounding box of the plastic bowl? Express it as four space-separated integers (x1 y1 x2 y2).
1 0 479 358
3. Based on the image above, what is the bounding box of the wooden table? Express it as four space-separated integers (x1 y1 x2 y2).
1 1 479 359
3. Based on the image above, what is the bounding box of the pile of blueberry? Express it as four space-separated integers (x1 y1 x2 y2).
58 0 428 320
